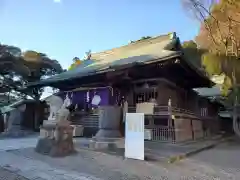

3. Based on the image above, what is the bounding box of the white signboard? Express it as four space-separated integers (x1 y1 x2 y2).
125 113 144 160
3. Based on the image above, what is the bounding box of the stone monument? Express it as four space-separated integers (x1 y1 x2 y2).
36 93 75 157
90 106 122 150
95 106 122 139
1 104 28 137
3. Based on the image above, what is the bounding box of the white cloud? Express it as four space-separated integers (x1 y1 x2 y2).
53 0 61 3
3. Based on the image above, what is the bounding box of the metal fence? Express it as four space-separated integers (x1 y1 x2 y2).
146 126 176 143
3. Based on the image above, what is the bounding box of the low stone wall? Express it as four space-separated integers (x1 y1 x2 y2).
173 113 204 142
192 120 203 139
174 118 193 142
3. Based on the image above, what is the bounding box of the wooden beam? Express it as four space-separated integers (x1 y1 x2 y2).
132 77 187 94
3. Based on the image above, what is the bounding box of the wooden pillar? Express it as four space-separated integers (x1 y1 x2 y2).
168 98 172 127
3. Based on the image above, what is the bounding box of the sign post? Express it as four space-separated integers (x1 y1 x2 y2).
124 113 144 160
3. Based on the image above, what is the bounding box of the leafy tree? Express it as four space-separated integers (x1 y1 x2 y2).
195 0 240 54
0 43 63 100
182 40 197 49
68 57 82 70
182 0 240 136
68 50 93 70
201 53 222 75
129 36 152 44
182 40 204 68
185 0 240 97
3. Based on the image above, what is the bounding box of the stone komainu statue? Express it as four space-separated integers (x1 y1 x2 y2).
45 95 63 121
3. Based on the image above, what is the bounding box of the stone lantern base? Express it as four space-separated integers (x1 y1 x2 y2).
94 106 122 141
95 129 121 140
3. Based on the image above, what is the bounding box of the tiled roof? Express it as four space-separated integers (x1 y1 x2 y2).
26 33 189 87
89 33 177 64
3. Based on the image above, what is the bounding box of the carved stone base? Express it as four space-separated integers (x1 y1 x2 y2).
39 128 55 138
36 120 75 157
35 138 54 155
41 121 84 138
95 129 121 141
39 121 56 138
43 120 58 126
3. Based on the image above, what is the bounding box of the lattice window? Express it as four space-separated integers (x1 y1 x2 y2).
200 108 208 117
133 88 158 105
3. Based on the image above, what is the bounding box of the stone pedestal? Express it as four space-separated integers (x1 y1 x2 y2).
36 120 75 157
40 120 84 138
136 102 155 115
174 118 192 142
43 119 58 126
39 120 57 138
95 106 122 141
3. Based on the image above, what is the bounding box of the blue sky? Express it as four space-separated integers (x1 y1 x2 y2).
0 0 200 98
0 0 200 70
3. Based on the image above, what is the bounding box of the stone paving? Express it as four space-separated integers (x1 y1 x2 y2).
0 136 38 151
0 167 29 180
1 137 240 179
5 146 240 180
0 150 103 180
178 139 240 179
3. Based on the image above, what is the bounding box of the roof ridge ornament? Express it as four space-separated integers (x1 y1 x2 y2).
168 32 177 40
83 50 92 61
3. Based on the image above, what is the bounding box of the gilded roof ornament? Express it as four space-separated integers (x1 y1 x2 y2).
168 32 176 40
83 50 92 60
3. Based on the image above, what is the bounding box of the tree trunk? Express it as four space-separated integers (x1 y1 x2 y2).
233 97 240 137
34 94 41 131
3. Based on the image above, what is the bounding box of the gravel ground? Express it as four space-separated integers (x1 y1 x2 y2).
0 136 37 151
1 136 240 179
0 136 239 180
0 167 29 180
4 147 240 180
177 139 240 179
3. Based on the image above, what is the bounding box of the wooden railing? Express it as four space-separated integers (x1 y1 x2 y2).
171 107 195 116
128 106 136 113
128 105 196 116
